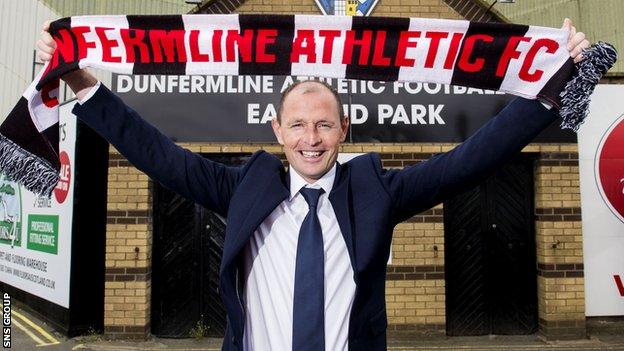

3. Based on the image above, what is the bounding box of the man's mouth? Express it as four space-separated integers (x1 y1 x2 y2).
299 150 324 159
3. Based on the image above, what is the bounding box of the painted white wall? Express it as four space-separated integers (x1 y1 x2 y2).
0 0 58 121
578 85 624 316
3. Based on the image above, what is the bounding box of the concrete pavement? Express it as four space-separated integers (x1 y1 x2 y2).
73 333 624 351
9 305 624 350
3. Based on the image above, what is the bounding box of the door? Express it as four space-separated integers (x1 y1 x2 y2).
444 153 538 336
151 153 250 337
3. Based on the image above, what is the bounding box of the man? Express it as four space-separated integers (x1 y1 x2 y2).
38 18 589 351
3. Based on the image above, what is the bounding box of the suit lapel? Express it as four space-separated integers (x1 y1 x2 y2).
329 162 358 282
222 163 357 281
222 171 289 268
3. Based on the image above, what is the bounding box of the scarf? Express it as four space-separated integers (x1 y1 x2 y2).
0 14 617 196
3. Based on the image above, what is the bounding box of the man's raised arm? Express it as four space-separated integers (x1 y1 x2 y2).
37 21 243 215
381 19 590 224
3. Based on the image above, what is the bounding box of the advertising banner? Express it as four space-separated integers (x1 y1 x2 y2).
113 74 574 143
578 85 624 316
0 102 76 308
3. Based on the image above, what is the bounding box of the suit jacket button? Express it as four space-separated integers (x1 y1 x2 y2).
232 336 238 345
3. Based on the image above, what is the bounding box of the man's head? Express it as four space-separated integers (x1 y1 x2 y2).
272 80 349 184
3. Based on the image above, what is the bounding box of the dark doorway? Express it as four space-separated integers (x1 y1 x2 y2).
444 153 538 336
151 153 251 337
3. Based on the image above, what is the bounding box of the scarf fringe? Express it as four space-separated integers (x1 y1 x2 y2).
559 41 618 131
0 133 59 196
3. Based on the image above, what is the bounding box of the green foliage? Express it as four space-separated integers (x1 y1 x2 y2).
0 185 15 196
78 326 102 343
188 316 210 339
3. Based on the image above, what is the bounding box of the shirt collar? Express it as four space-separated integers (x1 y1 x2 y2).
289 164 336 200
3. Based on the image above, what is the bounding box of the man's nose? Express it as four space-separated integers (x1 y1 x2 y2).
304 126 321 145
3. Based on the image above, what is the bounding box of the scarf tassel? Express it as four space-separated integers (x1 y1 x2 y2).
559 41 618 131
0 133 59 196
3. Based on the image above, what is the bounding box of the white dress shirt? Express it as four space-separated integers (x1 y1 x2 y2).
77 81 101 104
242 165 356 351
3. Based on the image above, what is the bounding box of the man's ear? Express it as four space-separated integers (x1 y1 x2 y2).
340 115 350 142
271 118 284 145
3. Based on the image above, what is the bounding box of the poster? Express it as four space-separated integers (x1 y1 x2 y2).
0 101 76 308
113 74 574 143
578 85 624 316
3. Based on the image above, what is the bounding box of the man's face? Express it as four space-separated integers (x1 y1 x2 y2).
272 82 349 184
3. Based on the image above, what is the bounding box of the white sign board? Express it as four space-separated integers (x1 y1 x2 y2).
0 101 77 308
578 85 624 316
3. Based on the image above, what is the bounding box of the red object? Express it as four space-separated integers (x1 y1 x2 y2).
54 151 71 204
343 30 373 65
496 36 531 77
291 30 316 63
457 34 494 73
614 275 624 297
597 115 624 222
518 38 558 82
41 80 59 108
424 31 449 68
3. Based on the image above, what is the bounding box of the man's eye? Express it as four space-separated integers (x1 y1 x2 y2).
318 123 332 129
290 123 303 128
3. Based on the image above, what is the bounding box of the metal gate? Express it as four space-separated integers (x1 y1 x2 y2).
151 154 250 337
444 154 538 336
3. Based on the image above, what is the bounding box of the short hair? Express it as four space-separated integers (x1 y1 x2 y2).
276 80 345 123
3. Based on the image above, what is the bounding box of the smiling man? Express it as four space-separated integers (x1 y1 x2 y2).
37 18 590 351
273 81 350 183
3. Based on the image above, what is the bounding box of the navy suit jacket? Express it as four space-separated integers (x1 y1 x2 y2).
73 85 558 351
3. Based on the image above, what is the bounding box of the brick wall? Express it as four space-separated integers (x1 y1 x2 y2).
376 143 586 337
373 0 461 19
237 0 319 14
380 148 447 334
387 215 445 335
104 151 153 339
103 142 587 340
533 146 586 339
235 0 461 19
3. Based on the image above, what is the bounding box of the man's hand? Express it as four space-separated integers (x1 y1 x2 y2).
563 18 590 63
36 20 98 100
35 21 56 63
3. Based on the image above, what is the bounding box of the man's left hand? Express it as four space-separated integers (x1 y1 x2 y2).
563 18 590 63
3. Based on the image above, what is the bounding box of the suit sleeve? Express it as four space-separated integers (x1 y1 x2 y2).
380 97 559 224
72 84 242 216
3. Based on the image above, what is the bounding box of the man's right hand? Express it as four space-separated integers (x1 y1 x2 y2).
36 20 98 101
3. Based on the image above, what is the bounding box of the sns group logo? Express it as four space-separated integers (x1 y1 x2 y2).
596 114 624 223
315 0 379 16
